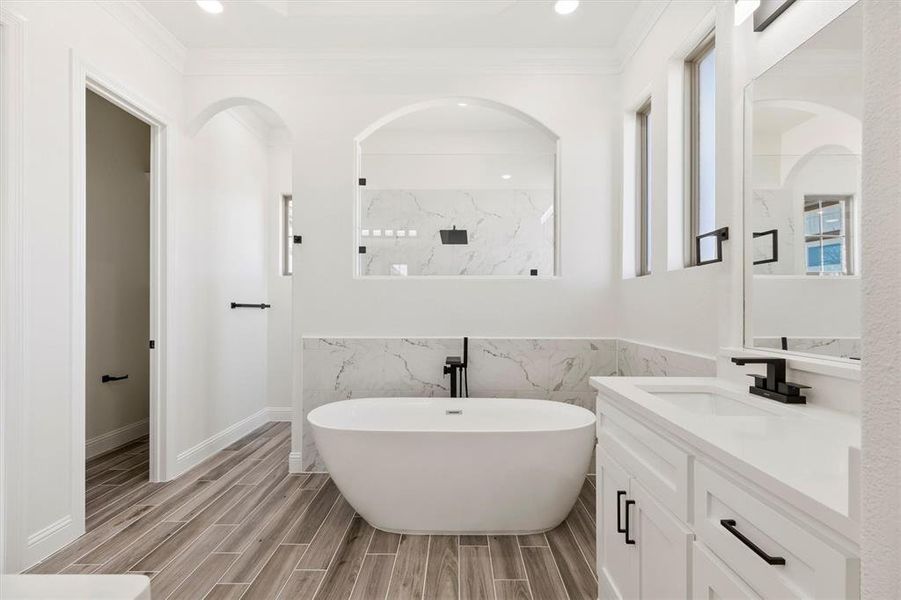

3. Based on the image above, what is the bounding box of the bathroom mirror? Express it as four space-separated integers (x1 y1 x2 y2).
356 101 558 277
744 4 862 362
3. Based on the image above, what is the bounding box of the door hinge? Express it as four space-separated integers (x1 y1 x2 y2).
149 340 155 349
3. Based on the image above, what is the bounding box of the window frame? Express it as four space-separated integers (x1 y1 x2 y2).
803 194 854 276
686 32 716 266
281 193 293 276
636 100 652 276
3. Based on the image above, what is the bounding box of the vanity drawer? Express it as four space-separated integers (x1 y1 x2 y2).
693 463 859 600
692 541 761 600
597 398 690 521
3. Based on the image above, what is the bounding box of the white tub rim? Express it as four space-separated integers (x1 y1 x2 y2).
307 396 596 434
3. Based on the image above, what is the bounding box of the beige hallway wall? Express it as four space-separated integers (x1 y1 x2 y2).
85 90 150 453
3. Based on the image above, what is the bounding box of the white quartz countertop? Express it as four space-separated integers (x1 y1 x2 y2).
590 376 861 542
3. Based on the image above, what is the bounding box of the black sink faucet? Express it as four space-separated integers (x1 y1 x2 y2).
444 337 469 398
731 357 810 404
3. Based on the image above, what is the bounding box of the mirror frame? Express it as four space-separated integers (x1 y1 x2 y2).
740 82 862 367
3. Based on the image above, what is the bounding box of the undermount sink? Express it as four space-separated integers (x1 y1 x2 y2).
638 388 782 417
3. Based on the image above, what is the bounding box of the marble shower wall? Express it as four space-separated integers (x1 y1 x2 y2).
751 188 797 275
301 337 716 471
359 189 555 276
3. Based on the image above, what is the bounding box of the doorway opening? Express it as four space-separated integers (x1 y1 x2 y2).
82 90 152 530
69 61 172 543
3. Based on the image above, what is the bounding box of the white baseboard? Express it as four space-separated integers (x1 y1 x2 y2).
288 451 304 473
175 407 271 475
267 406 292 421
85 418 149 459
174 406 293 476
24 515 79 569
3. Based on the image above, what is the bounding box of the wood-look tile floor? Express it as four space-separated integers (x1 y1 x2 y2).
28 422 598 599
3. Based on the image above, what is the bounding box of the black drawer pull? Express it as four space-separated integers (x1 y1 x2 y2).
616 491 627 534
101 374 129 383
720 519 785 565
624 499 636 544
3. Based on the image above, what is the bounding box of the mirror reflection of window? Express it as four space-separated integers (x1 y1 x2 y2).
804 195 852 276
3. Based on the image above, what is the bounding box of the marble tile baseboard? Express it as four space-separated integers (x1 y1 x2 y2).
300 337 715 471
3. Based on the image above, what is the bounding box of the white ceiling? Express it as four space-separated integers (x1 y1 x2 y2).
139 0 649 50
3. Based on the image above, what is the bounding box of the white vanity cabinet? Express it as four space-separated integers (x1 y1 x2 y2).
594 392 860 600
597 446 693 600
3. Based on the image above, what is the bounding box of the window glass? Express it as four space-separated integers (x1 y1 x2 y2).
696 45 717 262
804 196 852 275
637 103 652 275
282 194 293 276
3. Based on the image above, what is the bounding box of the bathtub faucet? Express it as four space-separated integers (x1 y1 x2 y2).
443 337 469 398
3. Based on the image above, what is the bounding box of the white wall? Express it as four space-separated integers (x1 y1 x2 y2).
266 142 293 410
176 108 271 455
1 0 185 570
615 0 861 360
85 90 151 450
186 73 619 339
0 0 287 572
860 1 901 596
183 67 621 468
615 0 720 356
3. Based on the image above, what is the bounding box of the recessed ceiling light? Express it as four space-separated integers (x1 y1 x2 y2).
554 0 579 15
501 174 512 180
457 102 468 107
196 0 224 14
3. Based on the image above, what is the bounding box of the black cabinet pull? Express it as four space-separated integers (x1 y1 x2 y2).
624 499 636 544
101 374 129 383
230 303 271 309
753 229 779 265
695 226 730 266
720 519 785 565
616 491 627 534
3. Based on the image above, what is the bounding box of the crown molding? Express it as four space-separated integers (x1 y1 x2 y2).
184 47 622 77
96 0 187 73
614 0 671 68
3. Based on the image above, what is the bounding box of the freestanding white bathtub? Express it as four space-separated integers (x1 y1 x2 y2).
308 397 596 534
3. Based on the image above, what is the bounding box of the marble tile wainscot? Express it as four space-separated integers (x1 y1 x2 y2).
615 339 718 377
300 337 715 472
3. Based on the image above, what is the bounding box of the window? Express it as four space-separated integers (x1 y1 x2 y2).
804 195 853 275
636 101 652 276
687 34 716 265
281 194 293 276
